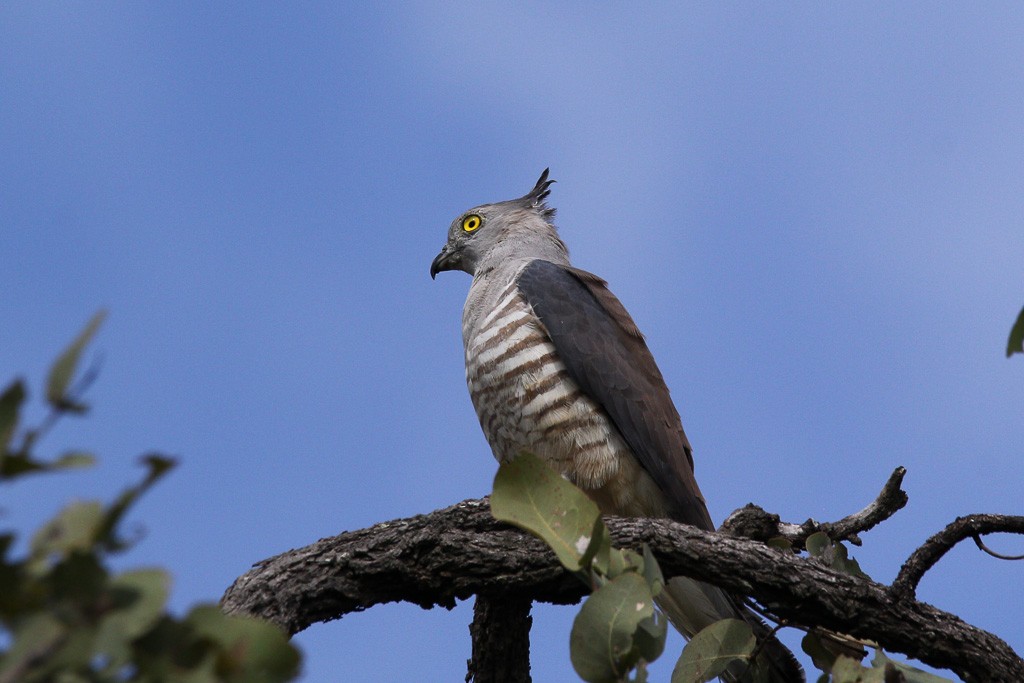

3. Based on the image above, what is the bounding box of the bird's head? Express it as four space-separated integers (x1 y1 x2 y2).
430 169 566 279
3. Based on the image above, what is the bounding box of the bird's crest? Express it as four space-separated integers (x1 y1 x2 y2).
517 168 556 219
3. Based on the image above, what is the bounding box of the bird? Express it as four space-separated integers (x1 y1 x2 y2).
431 170 804 683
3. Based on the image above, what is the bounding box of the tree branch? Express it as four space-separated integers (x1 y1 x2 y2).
891 513 1024 600
222 498 1022 683
720 466 908 548
220 498 584 637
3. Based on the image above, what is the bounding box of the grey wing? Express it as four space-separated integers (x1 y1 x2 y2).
516 259 715 531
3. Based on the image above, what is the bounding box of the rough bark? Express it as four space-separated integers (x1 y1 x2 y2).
222 496 1023 682
721 466 909 548
220 499 583 636
467 594 532 683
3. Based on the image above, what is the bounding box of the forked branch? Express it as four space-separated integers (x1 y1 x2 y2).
891 513 1024 600
720 466 908 548
222 494 1022 682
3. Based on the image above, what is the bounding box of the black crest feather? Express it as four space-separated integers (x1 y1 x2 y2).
519 168 556 219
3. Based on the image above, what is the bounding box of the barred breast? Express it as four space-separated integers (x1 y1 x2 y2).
462 274 672 518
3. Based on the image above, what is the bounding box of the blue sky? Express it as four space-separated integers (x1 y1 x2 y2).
3 3 1023 681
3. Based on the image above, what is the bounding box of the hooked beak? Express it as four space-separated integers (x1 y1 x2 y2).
430 244 457 279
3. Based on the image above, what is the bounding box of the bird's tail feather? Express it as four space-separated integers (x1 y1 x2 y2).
657 576 805 683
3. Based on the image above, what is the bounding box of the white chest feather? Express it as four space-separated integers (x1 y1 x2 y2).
461 280 670 518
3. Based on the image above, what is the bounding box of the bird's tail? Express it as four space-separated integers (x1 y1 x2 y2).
657 576 804 683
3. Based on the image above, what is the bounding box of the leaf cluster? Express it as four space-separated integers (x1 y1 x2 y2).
0 312 301 683
491 454 954 683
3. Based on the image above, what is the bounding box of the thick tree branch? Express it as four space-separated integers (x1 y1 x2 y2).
220 499 584 636
720 467 908 548
891 513 1024 600
222 498 1022 683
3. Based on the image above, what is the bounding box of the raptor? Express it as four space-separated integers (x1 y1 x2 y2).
431 170 803 682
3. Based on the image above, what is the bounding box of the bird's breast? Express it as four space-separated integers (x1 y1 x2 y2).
462 286 672 519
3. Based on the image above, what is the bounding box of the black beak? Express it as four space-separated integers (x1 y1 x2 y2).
430 245 456 279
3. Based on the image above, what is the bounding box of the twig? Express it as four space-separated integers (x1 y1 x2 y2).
891 514 1024 600
19 354 103 453
720 467 908 548
973 535 1024 561
744 619 789 680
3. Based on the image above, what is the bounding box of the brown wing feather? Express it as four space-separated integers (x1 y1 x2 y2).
516 260 713 530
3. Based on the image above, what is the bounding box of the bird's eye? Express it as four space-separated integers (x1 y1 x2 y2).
462 215 482 232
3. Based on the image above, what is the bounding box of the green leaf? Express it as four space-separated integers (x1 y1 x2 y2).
605 546 630 578
41 616 97 676
621 549 645 574
592 526 613 578
104 569 171 638
0 612 66 680
0 380 25 454
801 631 837 673
805 532 871 580
186 605 301 683
0 451 48 479
831 654 884 682
95 569 171 670
46 309 107 410
0 450 95 480
671 618 755 683
634 610 668 664
1007 306 1024 358
593 545 647 585
54 451 97 470
0 536 27 616
871 650 954 682
580 512 612 573
805 531 830 558
640 544 665 598
132 615 216 678
830 651 953 683
570 572 656 683
30 500 106 566
49 551 108 601
0 430 94 482
491 452 604 571
831 541 870 579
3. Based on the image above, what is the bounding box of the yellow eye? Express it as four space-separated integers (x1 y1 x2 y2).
462 214 482 232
